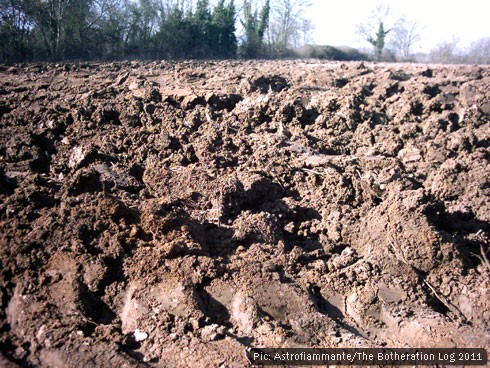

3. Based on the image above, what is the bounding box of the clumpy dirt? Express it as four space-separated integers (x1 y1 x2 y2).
0 60 489 367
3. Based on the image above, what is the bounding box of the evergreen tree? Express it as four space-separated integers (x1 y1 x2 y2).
0 0 242 61
155 3 193 58
191 0 212 56
368 22 390 61
241 0 269 58
211 0 236 58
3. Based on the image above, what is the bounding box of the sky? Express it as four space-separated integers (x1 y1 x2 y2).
303 0 490 53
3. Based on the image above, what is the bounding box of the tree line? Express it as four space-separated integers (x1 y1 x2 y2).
2 0 488 64
0 0 317 62
0 0 250 61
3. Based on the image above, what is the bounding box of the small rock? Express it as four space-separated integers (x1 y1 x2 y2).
134 329 148 342
201 324 225 342
129 226 139 238
128 81 147 99
190 318 200 331
397 147 421 164
331 247 358 269
36 325 47 342
69 146 96 169
128 81 143 91
69 146 86 168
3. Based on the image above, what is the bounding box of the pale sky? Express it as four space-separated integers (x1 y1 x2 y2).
303 0 490 53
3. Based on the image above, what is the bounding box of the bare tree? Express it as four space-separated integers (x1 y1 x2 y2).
357 4 393 61
124 0 161 53
266 0 312 56
298 17 312 46
466 37 490 64
23 0 72 58
389 16 420 59
240 0 270 58
0 0 33 60
429 38 459 64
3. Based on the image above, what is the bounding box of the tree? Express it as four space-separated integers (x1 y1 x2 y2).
466 37 490 64
91 0 129 58
189 0 212 56
154 1 193 58
60 0 94 58
22 0 74 58
0 0 241 61
389 16 420 59
266 0 312 57
124 0 160 55
240 0 270 58
357 4 392 61
16 0 105 59
368 21 390 61
211 0 237 58
429 39 459 64
0 0 32 61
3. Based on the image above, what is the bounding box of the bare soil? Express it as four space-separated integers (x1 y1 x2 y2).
0 60 489 367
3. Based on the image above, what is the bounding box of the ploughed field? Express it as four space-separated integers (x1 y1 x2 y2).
0 60 489 367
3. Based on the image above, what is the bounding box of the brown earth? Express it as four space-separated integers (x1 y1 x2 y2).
0 60 489 367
